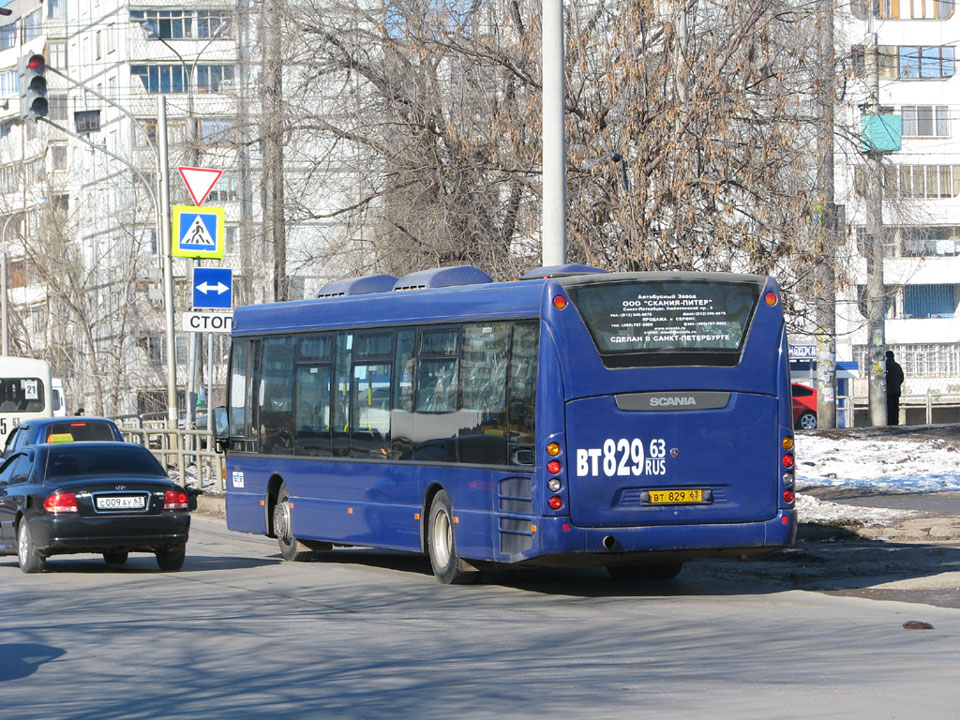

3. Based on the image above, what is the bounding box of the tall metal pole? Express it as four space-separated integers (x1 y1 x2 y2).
159 96 178 428
815 0 838 429
541 0 566 266
864 31 887 426
1 214 16 357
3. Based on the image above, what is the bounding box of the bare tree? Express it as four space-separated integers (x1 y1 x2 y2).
274 0 834 295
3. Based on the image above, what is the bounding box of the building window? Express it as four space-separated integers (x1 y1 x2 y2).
197 117 236 143
48 94 68 122
48 0 67 19
0 23 15 50
51 145 67 171
135 118 186 146
207 173 238 202
904 284 957 318
852 0 955 19
197 11 232 38
901 105 950 136
0 69 17 98
131 65 188 94
22 10 42 43
899 46 955 78
130 9 192 39
49 41 67 70
196 65 234 93
859 164 960 198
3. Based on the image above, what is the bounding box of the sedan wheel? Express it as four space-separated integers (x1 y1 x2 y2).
155 545 186 571
798 411 818 430
17 520 45 574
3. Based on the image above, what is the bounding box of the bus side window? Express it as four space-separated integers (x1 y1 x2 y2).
459 323 510 465
295 365 332 456
230 339 251 438
331 332 353 456
259 337 296 455
507 322 538 453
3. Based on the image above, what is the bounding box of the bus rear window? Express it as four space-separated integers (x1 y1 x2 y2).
566 278 762 367
0 377 45 412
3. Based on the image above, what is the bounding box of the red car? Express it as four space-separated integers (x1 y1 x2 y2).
791 383 818 430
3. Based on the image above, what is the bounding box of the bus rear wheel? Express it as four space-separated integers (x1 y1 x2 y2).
428 490 477 584
275 483 314 562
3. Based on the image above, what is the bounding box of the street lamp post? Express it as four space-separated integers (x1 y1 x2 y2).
1 213 18 356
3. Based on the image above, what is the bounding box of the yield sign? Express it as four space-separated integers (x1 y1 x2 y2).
178 166 223 206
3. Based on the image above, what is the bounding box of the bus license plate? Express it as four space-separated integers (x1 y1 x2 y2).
649 489 703 504
96 496 146 511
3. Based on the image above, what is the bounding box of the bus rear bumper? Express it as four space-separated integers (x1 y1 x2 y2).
525 509 797 567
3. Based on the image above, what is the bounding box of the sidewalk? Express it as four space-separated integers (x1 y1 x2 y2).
799 422 960 543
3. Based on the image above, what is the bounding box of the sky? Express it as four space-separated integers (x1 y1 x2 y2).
795 433 960 526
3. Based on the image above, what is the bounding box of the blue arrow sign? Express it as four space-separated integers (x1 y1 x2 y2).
193 267 233 309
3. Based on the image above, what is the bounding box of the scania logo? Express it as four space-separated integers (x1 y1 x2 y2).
649 396 697 407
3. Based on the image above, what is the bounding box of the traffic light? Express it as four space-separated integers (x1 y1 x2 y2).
19 54 48 121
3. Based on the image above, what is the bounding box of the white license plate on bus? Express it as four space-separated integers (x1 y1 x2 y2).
649 489 704 504
96 495 146 511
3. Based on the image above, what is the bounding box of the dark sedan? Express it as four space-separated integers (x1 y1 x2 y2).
0 442 190 573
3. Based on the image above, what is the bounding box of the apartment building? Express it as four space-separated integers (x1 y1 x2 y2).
0 1 296 416
828 1 960 423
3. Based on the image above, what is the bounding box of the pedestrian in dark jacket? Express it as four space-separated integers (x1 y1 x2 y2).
886 351 904 425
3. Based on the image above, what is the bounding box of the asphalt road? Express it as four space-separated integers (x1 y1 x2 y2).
2 516 960 719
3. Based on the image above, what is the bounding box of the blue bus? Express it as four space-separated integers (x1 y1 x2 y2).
220 265 797 583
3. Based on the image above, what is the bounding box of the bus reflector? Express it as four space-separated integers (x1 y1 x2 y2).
782 436 794 451
548 496 563 510
553 295 567 310
562 523 571 532
764 292 778 306
547 460 561 475
546 442 561 457
781 516 790 525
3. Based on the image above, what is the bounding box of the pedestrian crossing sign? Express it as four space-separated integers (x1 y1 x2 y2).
172 205 225 259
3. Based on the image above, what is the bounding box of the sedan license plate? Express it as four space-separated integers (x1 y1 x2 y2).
649 488 703 504
96 495 146 511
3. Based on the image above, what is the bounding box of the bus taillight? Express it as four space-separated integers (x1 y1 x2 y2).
782 489 795 504
546 442 561 457
764 292 778 306
553 295 567 310
782 453 794 469
548 496 563 510
547 460 561 475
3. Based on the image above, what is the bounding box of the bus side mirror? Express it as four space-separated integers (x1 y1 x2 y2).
213 407 230 453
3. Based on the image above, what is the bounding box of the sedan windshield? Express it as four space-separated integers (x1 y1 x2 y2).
44 446 167 479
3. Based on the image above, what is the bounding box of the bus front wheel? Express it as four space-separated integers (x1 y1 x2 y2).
274 483 314 562
428 490 477 585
